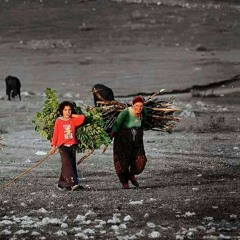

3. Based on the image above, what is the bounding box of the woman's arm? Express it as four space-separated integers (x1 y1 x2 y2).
111 108 129 135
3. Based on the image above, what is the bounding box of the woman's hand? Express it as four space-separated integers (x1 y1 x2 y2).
109 131 115 139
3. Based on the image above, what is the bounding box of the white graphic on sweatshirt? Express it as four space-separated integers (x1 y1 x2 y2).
63 124 73 139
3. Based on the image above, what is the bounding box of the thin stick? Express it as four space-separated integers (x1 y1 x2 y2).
77 149 95 165
102 145 108 154
0 152 53 190
145 107 179 112
145 89 165 104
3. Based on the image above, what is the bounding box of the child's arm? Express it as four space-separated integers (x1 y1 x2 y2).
72 114 86 126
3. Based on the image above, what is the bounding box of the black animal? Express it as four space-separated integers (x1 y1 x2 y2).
92 84 114 106
5 75 21 101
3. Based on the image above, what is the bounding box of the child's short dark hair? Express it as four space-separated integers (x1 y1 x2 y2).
58 101 74 116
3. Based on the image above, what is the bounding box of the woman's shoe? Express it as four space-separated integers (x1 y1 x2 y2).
122 183 129 189
129 175 139 187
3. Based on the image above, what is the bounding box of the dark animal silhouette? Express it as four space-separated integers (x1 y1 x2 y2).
5 75 21 101
92 84 114 106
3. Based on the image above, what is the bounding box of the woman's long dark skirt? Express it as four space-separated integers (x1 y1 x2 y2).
58 145 79 188
113 128 147 184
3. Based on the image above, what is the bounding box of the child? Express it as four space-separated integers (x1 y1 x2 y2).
50 101 85 191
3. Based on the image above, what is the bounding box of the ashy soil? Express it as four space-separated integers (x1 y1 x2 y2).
0 1 240 239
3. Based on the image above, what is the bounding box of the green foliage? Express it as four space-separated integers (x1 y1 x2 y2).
32 88 111 153
32 88 59 140
75 107 111 153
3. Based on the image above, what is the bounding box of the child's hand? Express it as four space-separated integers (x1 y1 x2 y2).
50 146 57 155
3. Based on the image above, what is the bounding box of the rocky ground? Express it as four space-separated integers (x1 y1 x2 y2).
0 0 240 239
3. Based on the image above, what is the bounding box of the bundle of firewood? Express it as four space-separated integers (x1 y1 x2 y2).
95 90 180 133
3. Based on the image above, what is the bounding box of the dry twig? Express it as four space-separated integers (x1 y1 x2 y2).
96 91 179 133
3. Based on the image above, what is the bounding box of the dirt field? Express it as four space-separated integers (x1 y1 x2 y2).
0 1 240 239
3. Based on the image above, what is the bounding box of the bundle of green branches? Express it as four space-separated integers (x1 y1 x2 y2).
32 88 111 154
95 90 180 134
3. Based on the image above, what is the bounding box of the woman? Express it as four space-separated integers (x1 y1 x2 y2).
110 95 148 189
50 101 85 191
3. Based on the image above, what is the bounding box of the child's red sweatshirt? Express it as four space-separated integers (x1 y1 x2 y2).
51 115 85 147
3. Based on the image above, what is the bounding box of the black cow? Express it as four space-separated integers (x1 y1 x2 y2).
5 75 21 101
92 84 114 106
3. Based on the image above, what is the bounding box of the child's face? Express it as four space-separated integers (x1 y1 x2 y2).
62 106 72 119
